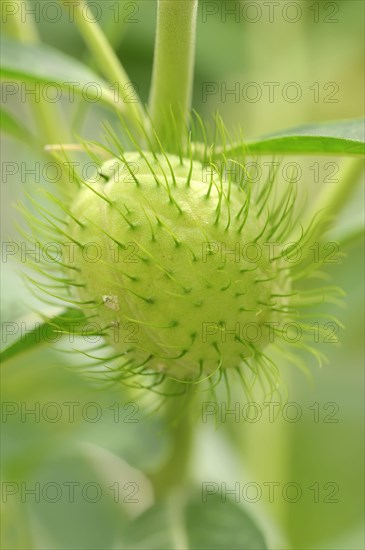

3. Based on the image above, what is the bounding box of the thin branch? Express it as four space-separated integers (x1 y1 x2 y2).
59 0 146 130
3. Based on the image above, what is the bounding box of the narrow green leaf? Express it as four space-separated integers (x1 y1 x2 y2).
0 107 35 144
0 307 88 364
0 36 119 111
224 119 365 157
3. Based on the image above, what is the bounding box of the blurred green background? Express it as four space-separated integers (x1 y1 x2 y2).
1 1 364 548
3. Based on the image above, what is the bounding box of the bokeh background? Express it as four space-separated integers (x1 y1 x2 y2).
1 1 364 548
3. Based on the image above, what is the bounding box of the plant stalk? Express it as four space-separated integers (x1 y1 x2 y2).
148 0 198 150
150 384 196 499
60 0 146 130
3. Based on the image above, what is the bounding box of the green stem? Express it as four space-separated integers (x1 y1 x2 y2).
60 0 145 130
148 0 198 150
7 0 69 145
150 384 196 499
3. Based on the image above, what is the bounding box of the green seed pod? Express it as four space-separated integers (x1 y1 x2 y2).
66 152 291 380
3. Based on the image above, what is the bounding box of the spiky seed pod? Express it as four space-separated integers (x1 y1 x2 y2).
20 117 344 396
66 152 292 380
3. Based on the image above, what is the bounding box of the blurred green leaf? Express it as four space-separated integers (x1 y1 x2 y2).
0 307 87 364
0 107 35 144
0 36 118 111
122 493 267 549
1 500 34 550
225 119 365 157
15 449 130 550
